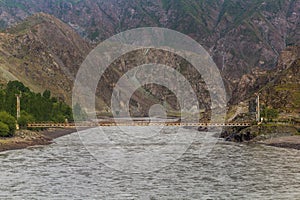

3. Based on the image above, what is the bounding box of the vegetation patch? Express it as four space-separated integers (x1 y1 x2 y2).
0 81 78 136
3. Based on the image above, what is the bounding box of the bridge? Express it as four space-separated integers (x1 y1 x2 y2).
27 122 251 128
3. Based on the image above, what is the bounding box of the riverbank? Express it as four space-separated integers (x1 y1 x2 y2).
0 128 76 152
2 125 300 152
221 124 300 150
259 136 300 150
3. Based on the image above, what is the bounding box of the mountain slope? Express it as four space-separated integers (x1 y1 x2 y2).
0 1 299 117
260 47 300 114
0 13 215 117
232 46 300 117
0 0 299 84
0 13 91 104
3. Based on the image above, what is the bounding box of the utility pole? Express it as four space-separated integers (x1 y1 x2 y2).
256 94 260 123
15 94 21 130
15 94 21 119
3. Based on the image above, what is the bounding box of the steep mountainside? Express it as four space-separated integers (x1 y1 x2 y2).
260 48 300 114
0 13 224 117
232 46 300 116
0 1 299 117
0 0 299 84
0 13 91 104
96 48 218 116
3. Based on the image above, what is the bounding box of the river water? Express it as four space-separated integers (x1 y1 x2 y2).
0 127 300 199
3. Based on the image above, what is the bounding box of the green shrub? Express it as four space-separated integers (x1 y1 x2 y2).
1 80 73 124
0 111 16 136
0 122 9 137
17 111 35 129
73 103 87 121
52 114 66 123
261 107 279 122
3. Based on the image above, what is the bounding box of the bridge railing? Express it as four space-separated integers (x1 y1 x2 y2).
27 121 252 128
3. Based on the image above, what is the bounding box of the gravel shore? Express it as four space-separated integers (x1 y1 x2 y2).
0 128 77 152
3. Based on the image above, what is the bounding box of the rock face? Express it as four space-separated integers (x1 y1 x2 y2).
231 46 300 116
222 125 299 143
0 0 299 85
261 58 300 114
277 46 300 71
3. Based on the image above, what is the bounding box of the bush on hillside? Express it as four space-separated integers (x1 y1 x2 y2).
17 111 35 129
0 122 9 137
0 111 16 137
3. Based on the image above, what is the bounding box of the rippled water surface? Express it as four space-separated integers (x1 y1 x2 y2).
0 127 300 199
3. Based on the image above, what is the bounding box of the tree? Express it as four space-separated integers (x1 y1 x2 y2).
7 81 29 93
3 81 29 117
0 122 9 137
73 103 87 121
261 107 279 122
42 90 51 99
0 90 5 111
17 111 35 129
0 81 73 126
52 113 65 123
0 111 16 136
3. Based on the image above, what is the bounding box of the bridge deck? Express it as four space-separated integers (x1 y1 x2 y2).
27 122 251 128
